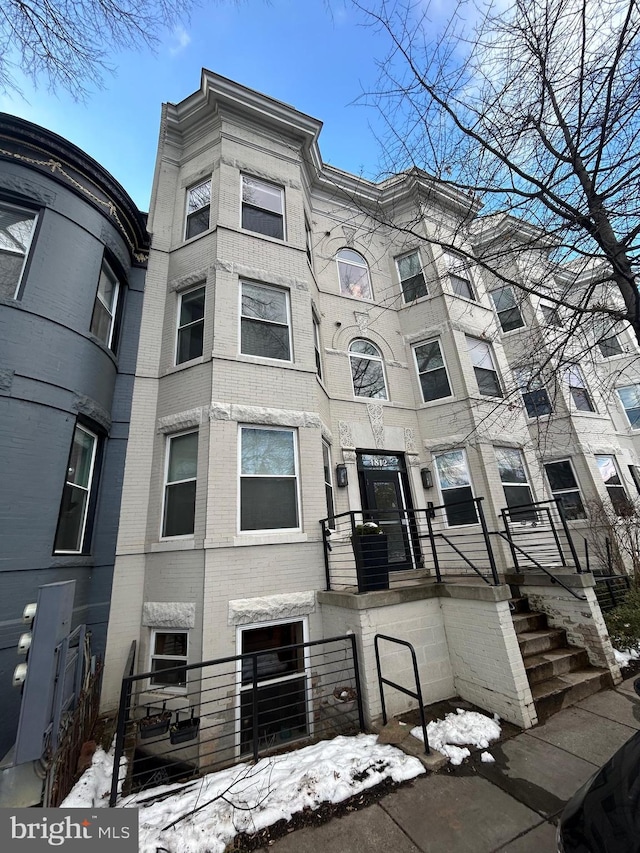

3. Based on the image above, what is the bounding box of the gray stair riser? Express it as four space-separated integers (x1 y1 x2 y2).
534 673 613 722
512 613 548 634
517 630 567 656
523 650 590 685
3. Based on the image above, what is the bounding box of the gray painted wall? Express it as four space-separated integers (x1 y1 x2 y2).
0 132 147 758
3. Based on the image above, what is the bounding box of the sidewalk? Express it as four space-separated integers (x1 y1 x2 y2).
260 675 640 853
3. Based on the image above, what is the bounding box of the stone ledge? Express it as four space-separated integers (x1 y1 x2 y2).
318 581 511 610
505 571 596 590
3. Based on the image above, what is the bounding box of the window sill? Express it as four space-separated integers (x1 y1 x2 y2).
163 356 207 376
179 227 214 248
237 354 295 368
233 532 308 547
239 227 286 246
418 396 456 408
150 539 197 552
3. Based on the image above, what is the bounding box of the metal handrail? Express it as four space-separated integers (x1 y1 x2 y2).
493 531 587 600
374 634 429 754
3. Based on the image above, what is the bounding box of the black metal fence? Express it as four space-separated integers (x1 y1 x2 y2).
321 498 499 592
110 634 362 806
594 573 632 611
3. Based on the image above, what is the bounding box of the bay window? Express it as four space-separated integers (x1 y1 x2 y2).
240 427 299 531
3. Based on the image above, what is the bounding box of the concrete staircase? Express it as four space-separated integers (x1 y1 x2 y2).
510 595 612 723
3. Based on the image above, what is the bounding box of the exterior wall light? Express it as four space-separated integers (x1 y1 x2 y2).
336 464 348 487
420 467 433 489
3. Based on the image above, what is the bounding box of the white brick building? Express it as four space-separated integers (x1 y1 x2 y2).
103 72 637 752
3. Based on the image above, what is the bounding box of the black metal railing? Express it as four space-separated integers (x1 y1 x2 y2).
374 634 429 754
500 499 583 574
110 635 362 806
594 573 632 611
321 498 500 592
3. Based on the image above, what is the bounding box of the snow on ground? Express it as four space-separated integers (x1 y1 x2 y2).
411 709 501 766
63 734 424 853
61 743 124 808
614 647 640 667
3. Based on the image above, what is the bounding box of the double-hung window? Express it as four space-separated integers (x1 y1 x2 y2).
90 261 120 350
617 385 640 428
162 431 198 537
150 630 188 690
305 217 313 268
185 180 211 240
444 251 475 300
544 460 586 519
595 455 630 516
322 442 335 526
241 176 284 239
491 287 525 332
467 338 502 397
349 339 387 399
594 318 624 357
241 282 291 361
397 251 427 302
0 201 37 299
313 316 323 380
516 368 553 417
434 450 478 526
336 249 372 299
54 424 98 553
176 286 205 364
540 303 563 327
240 426 299 531
414 340 452 402
495 447 535 521
564 365 595 412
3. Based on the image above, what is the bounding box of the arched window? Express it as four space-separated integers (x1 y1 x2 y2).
349 339 387 399
336 249 372 299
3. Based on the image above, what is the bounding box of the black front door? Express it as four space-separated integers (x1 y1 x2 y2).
357 453 420 570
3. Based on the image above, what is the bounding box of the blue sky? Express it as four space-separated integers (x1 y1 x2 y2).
0 0 399 212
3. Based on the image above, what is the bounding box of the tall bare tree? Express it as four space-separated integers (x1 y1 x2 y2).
352 0 640 351
0 0 200 98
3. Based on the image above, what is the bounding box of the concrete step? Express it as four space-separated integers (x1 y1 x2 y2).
532 669 613 723
517 628 567 657
522 647 590 685
508 594 530 613
511 611 548 634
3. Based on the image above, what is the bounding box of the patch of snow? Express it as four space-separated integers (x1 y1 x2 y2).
64 734 423 853
61 742 126 808
411 709 501 766
480 751 495 763
614 647 640 667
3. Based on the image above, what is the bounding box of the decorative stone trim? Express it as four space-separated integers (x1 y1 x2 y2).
169 269 211 292
228 592 316 625
73 395 111 431
338 421 354 449
209 403 321 429
157 407 208 433
142 602 196 629
367 403 385 448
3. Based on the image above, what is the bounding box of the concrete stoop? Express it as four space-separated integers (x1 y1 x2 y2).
510 595 612 723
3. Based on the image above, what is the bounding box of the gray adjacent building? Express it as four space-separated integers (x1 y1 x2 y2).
0 114 148 757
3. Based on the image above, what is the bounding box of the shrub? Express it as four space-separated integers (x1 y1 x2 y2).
604 587 640 653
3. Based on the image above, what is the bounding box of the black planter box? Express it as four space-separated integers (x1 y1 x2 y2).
169 717 200 744
354 533 389 592
139 713 171 739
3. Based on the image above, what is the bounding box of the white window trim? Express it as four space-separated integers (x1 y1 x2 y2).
313 314 323 381
239 280 293 364
617 385 640 430
335 249 373 300
466 337 503 398
322 440 335 528
240 174 285 240
443 250 476 301
175 285 205 366
1 202 39 299
412 339 454 404
149 629 189 694
433 448 479 528
595 454 629 513
54 423 98 554
184 179 211 241
564 364 596 413
495 447 535 524
396 250 428 303
91 260 120 350
348 339 388 400
543 458 585 519
161 430 198 540
490 286 526 333
238 425 301 534
235 616 311 756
